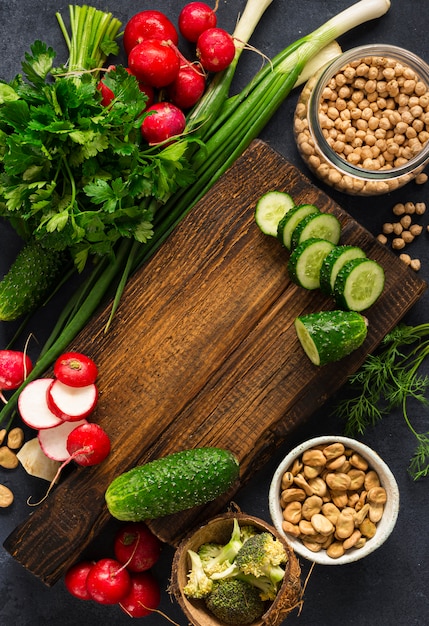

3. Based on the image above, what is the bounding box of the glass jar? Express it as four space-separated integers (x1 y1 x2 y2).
294 44 429 195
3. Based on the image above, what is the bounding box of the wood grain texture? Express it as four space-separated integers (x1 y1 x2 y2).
4 140 426 586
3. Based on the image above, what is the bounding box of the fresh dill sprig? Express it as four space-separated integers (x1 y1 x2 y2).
334 322 429 480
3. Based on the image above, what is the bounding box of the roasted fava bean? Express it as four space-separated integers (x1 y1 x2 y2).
326 541 345 559
302 448 327 468
282 520 301 538
0 484 14 508
283 501 302 525
326 472 352 491
323 442 345 461
311 513 334 536
281 487 307 505
281 471 294 490
302 495 323 520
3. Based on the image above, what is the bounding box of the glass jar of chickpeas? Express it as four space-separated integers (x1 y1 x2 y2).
294 44 429 195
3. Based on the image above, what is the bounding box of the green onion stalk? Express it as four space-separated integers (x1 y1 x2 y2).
0 0 391 425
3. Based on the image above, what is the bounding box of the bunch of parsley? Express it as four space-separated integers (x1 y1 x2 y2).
0 40 196 272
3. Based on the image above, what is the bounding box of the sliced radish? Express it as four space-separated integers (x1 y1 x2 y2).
38 419 88 461
18 378 64 430
47 379 99 421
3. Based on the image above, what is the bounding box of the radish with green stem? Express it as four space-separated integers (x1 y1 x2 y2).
196 27 236 72
123 9 179 56
179 1 218 43
0 350 33 402
141 102 187 144
119 571 161 618
86 557 132 605
64 561 95 600
167 64 207 110
114 522 162 572
128 39 181 88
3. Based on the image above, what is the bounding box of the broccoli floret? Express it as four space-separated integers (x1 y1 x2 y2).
239 525 259 543
234 532 287 587
236 572 278 601
183 549 213 599
200 518 244 576
205 579 265 625
198 542 223 570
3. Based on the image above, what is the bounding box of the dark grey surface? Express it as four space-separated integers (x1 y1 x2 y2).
0 1 428 624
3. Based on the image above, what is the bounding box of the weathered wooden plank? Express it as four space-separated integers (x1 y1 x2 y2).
4 139 426 585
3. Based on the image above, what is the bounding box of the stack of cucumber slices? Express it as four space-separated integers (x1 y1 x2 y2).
254 190 385 366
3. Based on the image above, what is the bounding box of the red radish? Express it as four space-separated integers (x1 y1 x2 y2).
0 350 33 394
128 39 180 88
64 561 94 600
141 102 186 144
38 419 88 461
119 571 161 618
54 351 98 387
196 27 236 72
96 66 155 109
114 522 162 572
167 64 206 109
66 422 111 466
47 379 98 421
123 10 178 56
86 558 131 605
179 2 218 43
18 378 63 430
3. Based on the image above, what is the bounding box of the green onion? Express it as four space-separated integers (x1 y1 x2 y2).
56 4 121 79
0 0 391 426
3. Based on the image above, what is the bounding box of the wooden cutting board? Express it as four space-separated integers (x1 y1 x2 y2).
4 139 426 586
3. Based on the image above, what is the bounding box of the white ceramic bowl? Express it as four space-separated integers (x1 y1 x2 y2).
269 436 399 565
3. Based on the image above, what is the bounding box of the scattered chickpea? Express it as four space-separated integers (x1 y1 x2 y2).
415 172 428 184
376 233 388 244
401 230 415 244
392 203 406 215
415 202 426 215
399 253 412 265
400 215 412 229
392 237 406 250
410 258 422 271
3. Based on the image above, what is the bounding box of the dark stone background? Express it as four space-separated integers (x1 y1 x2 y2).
0 1 428 624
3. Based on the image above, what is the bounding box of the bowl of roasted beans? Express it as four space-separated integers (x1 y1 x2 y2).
269 436 399 565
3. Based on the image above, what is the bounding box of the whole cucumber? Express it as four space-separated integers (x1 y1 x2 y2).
0 240 65 321
105 447 240 521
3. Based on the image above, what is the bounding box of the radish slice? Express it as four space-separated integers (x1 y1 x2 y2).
18 378 64 430
38 419 88 461
47 379 99 421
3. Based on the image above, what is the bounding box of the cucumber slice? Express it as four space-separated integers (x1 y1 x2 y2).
319 245 367 295
254 191 295 237
334 257 385 311
290 211 342 251
288 238 336 290
294 310 369 366
277 203 320 250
